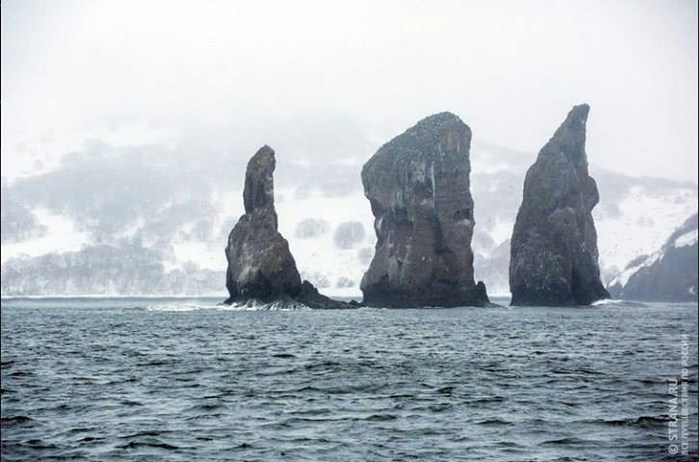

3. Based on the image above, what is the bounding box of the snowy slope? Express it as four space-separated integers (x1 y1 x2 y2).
608 213 698 301
593 185 697 282
2 142 697 297
276 188 374 298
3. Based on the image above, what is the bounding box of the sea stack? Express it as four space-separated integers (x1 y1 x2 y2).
509 104 609 306
224 145 352 309
360 112 489 308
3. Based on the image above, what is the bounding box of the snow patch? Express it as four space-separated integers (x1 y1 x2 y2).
1 208 89 264
674 229 698 249
596 187 697 280
276 187 375 297
171 241 222 271
609 249 663 288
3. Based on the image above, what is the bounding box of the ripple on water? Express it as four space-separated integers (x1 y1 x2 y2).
1 298 697 461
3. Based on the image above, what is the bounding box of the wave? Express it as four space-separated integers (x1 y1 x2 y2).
591 298 648 308
143 302 223 312
583 415 672 429
474 417 514 426
143 299 313 311
539 437 596 446
117 440 180 450
227 299 312 311
1 415 34 427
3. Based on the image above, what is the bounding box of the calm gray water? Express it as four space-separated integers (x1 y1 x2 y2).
1 297 697 461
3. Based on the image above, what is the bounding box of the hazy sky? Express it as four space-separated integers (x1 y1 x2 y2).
2 0 698 180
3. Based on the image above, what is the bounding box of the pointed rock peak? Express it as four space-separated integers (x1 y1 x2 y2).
243 145 276 214
253 144 275 159
555 103 589 134
545 104 590 167
510 103 608 306
568 103 590 121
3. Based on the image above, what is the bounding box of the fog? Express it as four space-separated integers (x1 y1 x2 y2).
2 0 697 180
1 0 697 296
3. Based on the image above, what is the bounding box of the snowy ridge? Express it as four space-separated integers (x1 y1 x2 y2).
608 251 662 289
610 212 698 291
593 185 697 281
606 212 698 300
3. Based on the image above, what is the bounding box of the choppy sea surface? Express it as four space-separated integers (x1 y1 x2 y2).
1 297 698 461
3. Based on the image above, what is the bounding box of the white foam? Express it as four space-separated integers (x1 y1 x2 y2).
144 302 222 312
225 299 312 311
591 298 624 306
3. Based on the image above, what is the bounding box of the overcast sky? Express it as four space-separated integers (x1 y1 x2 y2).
2 0 697 180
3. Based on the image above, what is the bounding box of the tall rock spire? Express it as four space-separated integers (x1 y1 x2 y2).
509 104 609 306
224 145 355 309
225 146 302 302
360 112 489 307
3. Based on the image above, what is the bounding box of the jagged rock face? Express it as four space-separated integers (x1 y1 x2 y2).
225 146 303 302
360 112 489 307
608 213 698 301
224 146 356 309
509 104 609 306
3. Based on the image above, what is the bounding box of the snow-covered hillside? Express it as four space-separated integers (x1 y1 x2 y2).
276 189 375 298
1 141 696 298
607 213 698 301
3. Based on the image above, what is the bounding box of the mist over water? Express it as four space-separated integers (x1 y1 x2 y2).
2 298 697 461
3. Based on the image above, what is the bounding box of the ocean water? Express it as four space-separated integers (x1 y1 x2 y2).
1 297 697 461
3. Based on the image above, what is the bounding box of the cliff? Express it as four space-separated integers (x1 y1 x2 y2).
509 104 609 306
224 145 354 309
360 113 489 307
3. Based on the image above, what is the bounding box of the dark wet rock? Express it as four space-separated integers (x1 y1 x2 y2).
608 213 697 301
296 281 359 309
225 146 302 302
360 112 490 308
509 104 609 306
224 145 354 309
